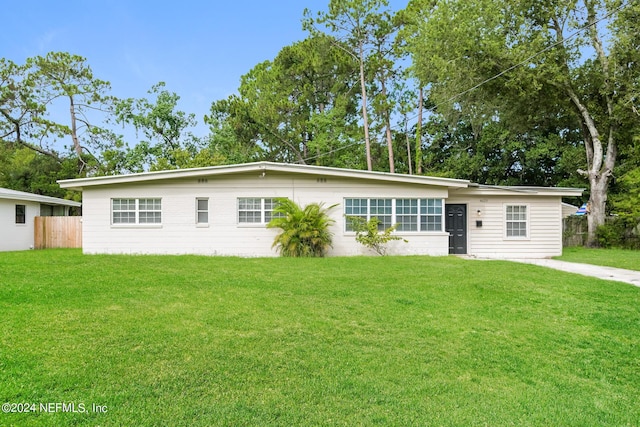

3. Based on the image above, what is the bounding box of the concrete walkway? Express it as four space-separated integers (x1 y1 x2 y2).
506 258 640 287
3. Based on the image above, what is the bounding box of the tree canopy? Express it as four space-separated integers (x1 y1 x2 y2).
1 0 639 245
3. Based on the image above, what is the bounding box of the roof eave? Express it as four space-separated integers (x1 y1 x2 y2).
0 192 81 207
58 161 471 190
455 184 585 197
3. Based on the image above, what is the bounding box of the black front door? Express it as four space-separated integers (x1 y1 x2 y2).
446 204 467 254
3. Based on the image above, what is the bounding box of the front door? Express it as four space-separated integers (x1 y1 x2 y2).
446 204 467 254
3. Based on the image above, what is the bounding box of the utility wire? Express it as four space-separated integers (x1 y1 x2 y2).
393 1 627 132
302 2 626 163
439 1 626 107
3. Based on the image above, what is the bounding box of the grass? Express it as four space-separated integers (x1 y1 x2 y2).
556 247 640 271
1 249 639 426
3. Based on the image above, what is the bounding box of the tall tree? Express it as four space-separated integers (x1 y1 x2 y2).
1 53 121 175
407 0 640 245
31 52 117 173
304 0 395 171
1 58 61 160
114 82 207 170
368 8 402 173
395 0 435 175
422 111 586 187
206 35 360 168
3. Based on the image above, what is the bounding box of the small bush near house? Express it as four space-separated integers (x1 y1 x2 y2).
267 198 337 257
348 216 407 255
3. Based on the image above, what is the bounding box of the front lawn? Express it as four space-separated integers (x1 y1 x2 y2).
556 247 640 271
1 250 639 426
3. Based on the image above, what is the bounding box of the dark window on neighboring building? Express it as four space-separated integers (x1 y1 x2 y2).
15 204 26 224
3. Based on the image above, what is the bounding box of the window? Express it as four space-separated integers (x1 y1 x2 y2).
196 198 209 224
421 199 443 231
15 204 26 224
112 198 161 225
506 205 528 238
238 198 278 224
345 198 368 230
344 198 444 232
112 199 136 224
264 198 278 223
370 199 392 230
396 199 418 231
138 198 161 224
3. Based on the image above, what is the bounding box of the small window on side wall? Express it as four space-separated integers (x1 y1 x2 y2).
196 198 209 224
15 204 26 224
505 205 528 238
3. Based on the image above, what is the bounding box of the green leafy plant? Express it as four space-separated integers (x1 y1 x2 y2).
267 198 337 257
349 216 408 256
595 217 640 250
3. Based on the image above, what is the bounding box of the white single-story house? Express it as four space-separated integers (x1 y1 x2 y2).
58 162 583 258
0 187 82 252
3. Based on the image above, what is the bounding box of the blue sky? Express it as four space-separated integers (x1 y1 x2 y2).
2 0 405 135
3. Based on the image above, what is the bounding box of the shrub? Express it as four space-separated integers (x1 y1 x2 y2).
267 198 337 257
596 217 640 250
348 217 408 256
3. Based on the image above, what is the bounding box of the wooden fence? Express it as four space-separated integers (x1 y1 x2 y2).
563 215 588 247
563 215 640 248
34 216 82 249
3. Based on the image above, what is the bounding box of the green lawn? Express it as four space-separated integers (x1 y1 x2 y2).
556 247 640 271
1 249 639 426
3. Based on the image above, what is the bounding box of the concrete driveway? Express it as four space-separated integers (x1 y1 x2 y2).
507 258 640 287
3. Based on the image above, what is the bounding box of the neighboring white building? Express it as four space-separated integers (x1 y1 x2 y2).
562 202 580 218
0 187 82 252
58 162 583 258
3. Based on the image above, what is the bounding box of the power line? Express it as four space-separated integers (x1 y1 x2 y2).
303 2 626 163
395 1 627 132
439 1 626 107
302 140 363 163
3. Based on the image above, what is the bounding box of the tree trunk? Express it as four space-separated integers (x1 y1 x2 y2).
405 116 412 175
68 95 89 174
568 87 616 246
586 175 608 247
380 78 394 173
415 87 424 174
68 95 83 158
358 42 373 171
554 7 616 247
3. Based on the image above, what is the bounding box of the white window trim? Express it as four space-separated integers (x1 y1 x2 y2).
237 197 277 227
15 204 26 226
503 203 530 240
196 197 209 228
344 198 446 234
111 198 162 228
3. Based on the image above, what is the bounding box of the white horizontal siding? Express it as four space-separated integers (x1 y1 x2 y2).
82 172 450 257
447 195 563 258
0 199 39 251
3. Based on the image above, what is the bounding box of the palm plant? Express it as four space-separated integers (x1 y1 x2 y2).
267 198 337 257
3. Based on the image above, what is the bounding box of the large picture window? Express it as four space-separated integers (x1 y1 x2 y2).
345 198 443 232
505 205 528 238
238 198 278 224
112 198 161 225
